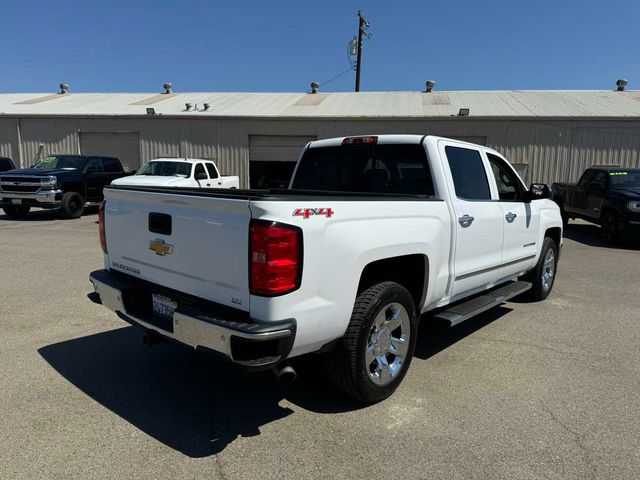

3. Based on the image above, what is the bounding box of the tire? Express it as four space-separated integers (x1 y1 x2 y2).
524 237 558 301
600 213 619 244
325 281 418 403
2 205 31 218
60 192 84 219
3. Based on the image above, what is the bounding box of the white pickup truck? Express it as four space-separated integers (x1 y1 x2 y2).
111 158 240 189
90 135 562 402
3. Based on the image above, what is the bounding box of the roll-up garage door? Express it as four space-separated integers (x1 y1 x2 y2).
80 132 140 172
249 135 316 188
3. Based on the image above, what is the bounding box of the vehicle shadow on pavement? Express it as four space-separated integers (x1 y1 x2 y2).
563 222 640 250
38 307 510 458
414 306 512 359
38 326 361 458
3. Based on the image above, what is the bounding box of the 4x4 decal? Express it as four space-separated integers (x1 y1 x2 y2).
293 208 334 219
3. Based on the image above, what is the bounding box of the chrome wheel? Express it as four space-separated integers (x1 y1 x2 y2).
365 302 410 386
541 248 556 292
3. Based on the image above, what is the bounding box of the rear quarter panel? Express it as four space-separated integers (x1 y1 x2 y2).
249 199 451 356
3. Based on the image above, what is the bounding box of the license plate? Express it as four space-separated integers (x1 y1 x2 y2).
10 199 22 205
152 294 177 319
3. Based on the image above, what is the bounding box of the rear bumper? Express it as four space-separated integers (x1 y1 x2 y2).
89 269 296 369
0 189 63 208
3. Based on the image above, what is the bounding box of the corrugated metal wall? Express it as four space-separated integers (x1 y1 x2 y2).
1 115 639 186
0 118 19 160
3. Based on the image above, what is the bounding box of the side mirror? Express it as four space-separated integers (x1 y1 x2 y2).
195 171 208 181
524 183 552 202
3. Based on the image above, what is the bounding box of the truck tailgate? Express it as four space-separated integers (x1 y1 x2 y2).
103 187 251 311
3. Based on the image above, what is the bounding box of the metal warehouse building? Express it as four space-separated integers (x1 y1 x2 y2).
2 86 640 188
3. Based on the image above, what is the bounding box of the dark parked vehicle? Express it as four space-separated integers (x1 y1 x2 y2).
0 157 16 172
553 167 640 242
0 155 130 219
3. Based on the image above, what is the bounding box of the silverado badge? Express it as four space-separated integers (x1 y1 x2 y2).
149 239 174 256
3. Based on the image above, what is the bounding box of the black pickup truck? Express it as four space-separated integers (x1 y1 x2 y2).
0 155 130 219
553 167 640 242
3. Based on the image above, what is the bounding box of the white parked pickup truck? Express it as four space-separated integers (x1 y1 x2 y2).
111 158 240 189
90 135 562 402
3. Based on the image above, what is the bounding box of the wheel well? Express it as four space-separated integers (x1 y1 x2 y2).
600 207 617 221
358 254 427 309
63 183 86 199
545 227 561 247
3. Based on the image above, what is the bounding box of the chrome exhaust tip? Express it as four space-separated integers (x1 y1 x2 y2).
273 363 297 384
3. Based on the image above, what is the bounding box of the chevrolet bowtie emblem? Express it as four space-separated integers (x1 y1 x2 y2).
149 239 174 256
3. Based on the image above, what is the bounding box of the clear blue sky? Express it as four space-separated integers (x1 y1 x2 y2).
2 0 639 93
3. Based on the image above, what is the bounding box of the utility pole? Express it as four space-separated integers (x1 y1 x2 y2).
354 10 369 92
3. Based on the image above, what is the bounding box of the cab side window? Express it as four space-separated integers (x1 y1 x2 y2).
577 170 594 189
487 153 525 201
590 170 607 190
205 163 218 179
444 146 491 200
194 163 207 179
102 157 121 173
86 158 103 173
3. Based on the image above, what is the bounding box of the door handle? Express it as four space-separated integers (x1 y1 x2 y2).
458 215 474 228
206 183 211 186
505 212 517 223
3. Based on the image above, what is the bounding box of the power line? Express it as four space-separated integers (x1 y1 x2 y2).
320 66 355 87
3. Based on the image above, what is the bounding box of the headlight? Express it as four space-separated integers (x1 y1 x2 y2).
43 176 57 189
627 200 640 212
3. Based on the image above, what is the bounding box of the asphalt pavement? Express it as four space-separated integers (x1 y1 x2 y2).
1 210 638 479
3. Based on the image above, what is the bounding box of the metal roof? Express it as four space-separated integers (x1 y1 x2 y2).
1 90 640 119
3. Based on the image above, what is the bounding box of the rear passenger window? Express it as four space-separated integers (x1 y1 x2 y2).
85 158 103 173
445 146 491 200
205 163 218 179
101 157 121 173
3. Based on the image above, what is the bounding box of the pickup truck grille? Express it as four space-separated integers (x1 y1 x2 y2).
0 176 46 193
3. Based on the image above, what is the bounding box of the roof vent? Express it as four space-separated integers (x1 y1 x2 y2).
310 81 320 94
163 82 173 94
59 83 69 94
616 78 628 91
203 103 211 111
185 103 192 111
425 80 435 93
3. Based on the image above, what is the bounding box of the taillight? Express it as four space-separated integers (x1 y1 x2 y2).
341 135 378 145
98 201 107 254
250 220 302 296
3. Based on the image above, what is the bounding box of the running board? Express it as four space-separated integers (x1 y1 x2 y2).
434 281 532 327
